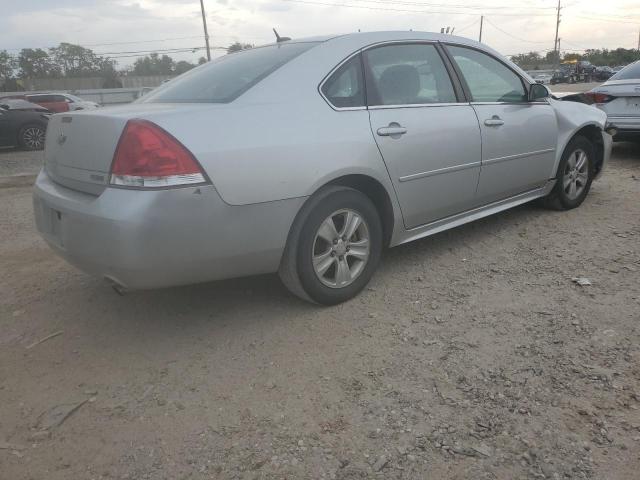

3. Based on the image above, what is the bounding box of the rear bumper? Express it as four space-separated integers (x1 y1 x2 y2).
33 170 305 289
606 115 640 134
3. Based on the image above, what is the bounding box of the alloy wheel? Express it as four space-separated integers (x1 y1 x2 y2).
22 127 45 149
563 148 589 200
312 209 370 288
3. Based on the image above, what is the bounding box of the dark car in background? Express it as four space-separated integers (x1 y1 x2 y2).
0 100 50 150
593 66 615 81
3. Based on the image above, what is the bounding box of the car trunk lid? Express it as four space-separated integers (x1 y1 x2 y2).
44 112 128 195
44 103 215 195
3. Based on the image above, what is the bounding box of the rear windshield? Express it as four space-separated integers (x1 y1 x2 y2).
139 42 319 104
610 61 640 81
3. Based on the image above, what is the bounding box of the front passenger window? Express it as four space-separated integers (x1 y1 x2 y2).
447 46 527 103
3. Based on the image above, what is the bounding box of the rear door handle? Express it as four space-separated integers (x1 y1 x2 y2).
484 116 504 127
377 124 408 137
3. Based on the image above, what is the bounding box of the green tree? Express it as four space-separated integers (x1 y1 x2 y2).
227 42 253 54
0 50 16 80
174 60 196 75
49 42 110 77
198 56 207 65
132 53 176 75
510 51 543 68
18 48 61 78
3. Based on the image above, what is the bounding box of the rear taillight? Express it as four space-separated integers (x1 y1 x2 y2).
584 92 614 104
110 119 207 188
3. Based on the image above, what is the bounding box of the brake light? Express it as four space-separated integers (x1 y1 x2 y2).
584 92 614 104
110 119 207 188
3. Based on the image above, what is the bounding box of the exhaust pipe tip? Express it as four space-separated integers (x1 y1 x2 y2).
104 276 127 296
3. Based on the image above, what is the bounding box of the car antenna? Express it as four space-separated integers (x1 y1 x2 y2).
273 28 291 43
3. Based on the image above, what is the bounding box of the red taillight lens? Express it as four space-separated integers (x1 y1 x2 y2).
584 92 614 104
110 119 207 188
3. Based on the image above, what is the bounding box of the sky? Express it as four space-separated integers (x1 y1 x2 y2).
1 0 639 66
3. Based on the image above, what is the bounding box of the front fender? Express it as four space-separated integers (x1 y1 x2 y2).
549 98 607 175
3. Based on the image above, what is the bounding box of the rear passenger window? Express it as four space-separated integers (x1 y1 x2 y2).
321 55 365 108
363 44 457 106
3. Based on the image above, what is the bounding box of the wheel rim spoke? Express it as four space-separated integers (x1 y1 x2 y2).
568 179 577 198
563 175 572 189
347 246 368 261
576 152 587 171
313 249 335 276
342 211 362 241
335 257 352 286
317 217 338 243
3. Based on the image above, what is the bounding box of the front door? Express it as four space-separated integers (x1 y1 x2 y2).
445 45 558 205
364 43 482 229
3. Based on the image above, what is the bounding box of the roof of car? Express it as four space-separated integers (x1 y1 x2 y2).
0 99 49 111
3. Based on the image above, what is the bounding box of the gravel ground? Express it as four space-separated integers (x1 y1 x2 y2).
0 143 639 480
0 148 44 177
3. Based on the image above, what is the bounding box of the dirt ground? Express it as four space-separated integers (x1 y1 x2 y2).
0 142 639 480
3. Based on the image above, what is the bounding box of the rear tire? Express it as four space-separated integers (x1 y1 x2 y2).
279 186 383 305
543 135 595 211
18 124 46 150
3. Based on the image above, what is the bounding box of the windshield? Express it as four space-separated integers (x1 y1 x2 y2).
140 42 319 104
610 61 640 81
65 94 84 102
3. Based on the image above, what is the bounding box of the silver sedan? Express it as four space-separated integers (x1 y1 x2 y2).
33 31 612 304
587 60 640 141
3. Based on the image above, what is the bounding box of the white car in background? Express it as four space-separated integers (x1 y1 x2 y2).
533 73 552 84
586 60 640 140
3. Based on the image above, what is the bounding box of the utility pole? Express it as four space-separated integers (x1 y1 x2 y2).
199 0 211 61
479 15 484 43
637 27 640 51
553 0 561 67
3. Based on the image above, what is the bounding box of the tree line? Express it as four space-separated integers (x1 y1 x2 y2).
0 41 253 91
511 48 640 69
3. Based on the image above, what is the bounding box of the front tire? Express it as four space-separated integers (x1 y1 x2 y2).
279 186 383 305
18 124 46 150
543 135 595 210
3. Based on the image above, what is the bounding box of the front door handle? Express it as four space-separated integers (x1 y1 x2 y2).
484 116 504 127
377 123 408 137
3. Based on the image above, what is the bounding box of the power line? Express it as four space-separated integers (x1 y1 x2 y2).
484 17 549 44
455 18 480 34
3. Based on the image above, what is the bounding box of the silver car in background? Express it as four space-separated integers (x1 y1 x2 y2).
587 60 640 140
33 31 611 305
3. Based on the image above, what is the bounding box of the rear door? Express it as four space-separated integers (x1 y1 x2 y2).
445 45 557 205
364 43 482 229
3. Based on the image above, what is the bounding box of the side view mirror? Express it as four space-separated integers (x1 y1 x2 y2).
529 83 550 101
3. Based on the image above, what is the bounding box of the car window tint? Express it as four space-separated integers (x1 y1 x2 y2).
52 95 67 102
448 46 527 103
140 42 319 104
611 61 640 80
363 44 457 106
321 55 365 108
